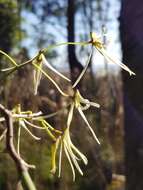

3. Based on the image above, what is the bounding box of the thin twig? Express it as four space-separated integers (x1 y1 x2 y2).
0 104 37 190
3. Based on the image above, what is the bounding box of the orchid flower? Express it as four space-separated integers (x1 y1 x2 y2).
72 32 135 88
74 90 100 144
12 105 42 155
90 32 135 76
59 127 88 181
32 52 70 96
57 91 100 180
16 118 41 155
11 104 63 172
57 103 88 181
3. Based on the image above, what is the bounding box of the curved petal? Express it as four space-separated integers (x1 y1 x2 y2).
64 142 76 181
72 47 93 88
67 103 74 129
42 54 71 82
97 47 135 76
77 107 100 144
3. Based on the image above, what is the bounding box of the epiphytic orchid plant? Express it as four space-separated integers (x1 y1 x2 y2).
0 31 135 189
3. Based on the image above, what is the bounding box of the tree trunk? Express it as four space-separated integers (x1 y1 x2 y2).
120 0 143 189
67 0 83 85
0 1 18 103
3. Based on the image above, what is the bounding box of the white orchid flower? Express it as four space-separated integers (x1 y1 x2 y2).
90 32 135 76
74 90 100 144
72 32 135 88
32 52 70 96
58 103 88 181
58 93 100 180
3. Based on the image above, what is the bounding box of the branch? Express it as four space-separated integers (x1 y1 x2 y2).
0 104 37 190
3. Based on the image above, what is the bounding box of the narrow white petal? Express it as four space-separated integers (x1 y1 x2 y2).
58 138 63 178
33 62 42 95
17 125 21 155
79 92 100 109
32 62 69 97
64 143 75 181
67 103 74 129
97 47 135 76
72 47 93 88
70 142 88 165
64 129 81 161
64 140 83 176
20 120 41 140
88 101 100 108
24 119 45 129
65 129 87 166
0 129 7 141
77 107 100 144
42 54 71 82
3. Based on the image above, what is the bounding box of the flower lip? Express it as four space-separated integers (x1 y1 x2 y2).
74 89 100 109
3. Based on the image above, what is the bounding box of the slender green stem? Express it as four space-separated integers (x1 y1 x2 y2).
43 41 89 53
0 41 89 80
0 50 18 66
33 103 71 120
0 55 38 81
0 41 89 81
21 170 37 190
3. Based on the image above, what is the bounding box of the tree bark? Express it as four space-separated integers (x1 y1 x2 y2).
67 0 83 85
120 0 143 189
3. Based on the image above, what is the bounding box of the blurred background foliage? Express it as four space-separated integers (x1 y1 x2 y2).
0 0 124 189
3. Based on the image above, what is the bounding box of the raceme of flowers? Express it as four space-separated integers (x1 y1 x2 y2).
0 32 135 180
